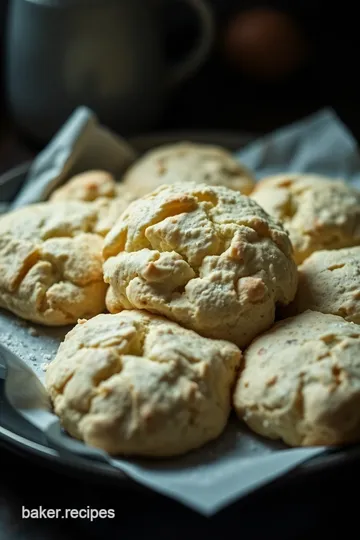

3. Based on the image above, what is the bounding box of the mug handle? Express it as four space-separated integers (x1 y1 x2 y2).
166 0 214 88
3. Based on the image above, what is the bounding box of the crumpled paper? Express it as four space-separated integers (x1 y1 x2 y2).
12 106 138 208
0 107 358 515
237 108 360 185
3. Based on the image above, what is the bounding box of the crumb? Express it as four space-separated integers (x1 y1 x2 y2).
41 363 50 372
77 318 87 324
42 354 52 361
2 333 12 346
28 327 39 337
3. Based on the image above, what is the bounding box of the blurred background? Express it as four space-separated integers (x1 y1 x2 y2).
0 0 359 163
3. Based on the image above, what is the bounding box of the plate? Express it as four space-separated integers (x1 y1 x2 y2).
1 131 360 494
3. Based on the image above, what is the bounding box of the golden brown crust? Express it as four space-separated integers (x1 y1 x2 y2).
49 170 118 202
46 170 139 238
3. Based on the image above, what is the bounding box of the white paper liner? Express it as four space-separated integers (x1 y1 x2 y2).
11 106 138 208
1 107 357 515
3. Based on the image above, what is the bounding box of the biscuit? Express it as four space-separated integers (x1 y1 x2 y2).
233 310 360 447
288 246 360 323
45 310 241 456
49 170 117 202
49 170 118 202
0 201 107 325
122 142 255 197
92 193 138 236
251 173 360 264
49 170 137 236
102 183 298 348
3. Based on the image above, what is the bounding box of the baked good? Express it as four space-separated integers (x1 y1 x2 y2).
251 173 360 264
49 170 137 236
45 310 241 457
102 183 298 348
93 194 137 236
122 142 255 197
233 310 360 446
49 170 118 202
0 201 107 325
288 246 360 323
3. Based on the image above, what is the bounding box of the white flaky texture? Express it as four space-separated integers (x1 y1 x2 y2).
45 310 241 457
122 142 255 197
102 183 298 348
0 201 108 325
288 246 360 323
251 173 360 264
49 170 137 236
234 310 360 447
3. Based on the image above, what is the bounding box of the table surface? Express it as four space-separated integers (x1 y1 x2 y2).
0 439 359 540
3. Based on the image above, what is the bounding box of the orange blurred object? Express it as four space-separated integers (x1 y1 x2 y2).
223 8 310 81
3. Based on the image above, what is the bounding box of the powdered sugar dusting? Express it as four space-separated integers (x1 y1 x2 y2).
0 308 69 380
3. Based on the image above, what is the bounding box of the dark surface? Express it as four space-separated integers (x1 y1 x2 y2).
0 439 359 539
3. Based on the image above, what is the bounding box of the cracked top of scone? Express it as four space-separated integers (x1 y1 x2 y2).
48 170 137 236
45 310 241 456
0 201 108 326
251 173 360 264
233 310 360 447
288 246 360 324
122 142 255 197
102 183 298 348
49 171 119 202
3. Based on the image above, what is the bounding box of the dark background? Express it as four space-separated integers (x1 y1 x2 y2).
1 441 360 540
1 1 360 537
166 0 360 142
2 0 360 146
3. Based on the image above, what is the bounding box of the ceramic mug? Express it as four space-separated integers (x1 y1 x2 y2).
5 0 214 143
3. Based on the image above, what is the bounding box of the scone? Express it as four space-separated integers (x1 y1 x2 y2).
93 194 138 236
49 170 118 202
102 183 298 348
45 310 241 457
49 170 137 236
288 246 360 323
251 173 360 264
0 201 108 325
122 142 255 197
234 310 360 447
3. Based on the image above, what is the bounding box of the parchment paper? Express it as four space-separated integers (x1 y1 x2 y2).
1 107 357 515
11 106 138 208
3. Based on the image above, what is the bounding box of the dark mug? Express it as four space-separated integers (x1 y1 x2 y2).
5 0 214 143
